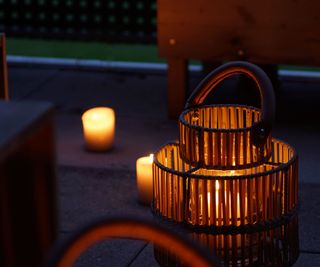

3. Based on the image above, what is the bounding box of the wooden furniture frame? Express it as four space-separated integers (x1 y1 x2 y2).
0 101 56 267
0 33 9 100
157 0 320 117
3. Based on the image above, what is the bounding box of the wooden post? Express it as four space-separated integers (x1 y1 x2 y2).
167 58 188 119
0 33 9 100
0 101 57 267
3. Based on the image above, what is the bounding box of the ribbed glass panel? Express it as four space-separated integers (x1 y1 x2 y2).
153 139 298 227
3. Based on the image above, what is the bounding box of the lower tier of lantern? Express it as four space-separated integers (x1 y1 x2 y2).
153 214 299 267
153 139 298 228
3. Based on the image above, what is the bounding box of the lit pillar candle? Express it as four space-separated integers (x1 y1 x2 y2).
136 154 154 205
206 173 248 224
208 181 246 220
82 107 115 151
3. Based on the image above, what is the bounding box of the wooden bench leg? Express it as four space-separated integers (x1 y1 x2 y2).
167 58 188 119
0 34 9 100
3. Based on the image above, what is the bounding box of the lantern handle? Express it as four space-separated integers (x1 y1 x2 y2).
185 61 276 147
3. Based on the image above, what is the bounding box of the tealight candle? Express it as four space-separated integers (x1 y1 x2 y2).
136 154 154 205
82 107 115 151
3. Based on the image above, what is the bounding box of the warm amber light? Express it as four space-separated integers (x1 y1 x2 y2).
82 107 115 151
136 154 154 205
152 61 299 266
212 172 244 221
215 180 220 190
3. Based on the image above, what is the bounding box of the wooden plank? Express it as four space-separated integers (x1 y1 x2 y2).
0 101 56 267
159 25 320 65
158 0 320 65
157 0 320 116
0 33 9 100
158 0 320 29
167 57 188 118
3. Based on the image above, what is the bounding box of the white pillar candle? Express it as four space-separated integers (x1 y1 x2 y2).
82 107 115 151
136 154 154 205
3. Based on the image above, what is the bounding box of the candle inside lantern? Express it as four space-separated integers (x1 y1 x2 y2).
82 107 115 151
197 170 248 226
136 154 154 205
207 181 248 224
208 180 245 221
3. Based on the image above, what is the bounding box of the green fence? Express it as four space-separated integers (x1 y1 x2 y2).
0 0 157 43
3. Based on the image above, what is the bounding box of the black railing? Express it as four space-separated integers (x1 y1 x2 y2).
0 0 157 43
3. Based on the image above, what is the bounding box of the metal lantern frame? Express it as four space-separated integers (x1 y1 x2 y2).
152 61 299 266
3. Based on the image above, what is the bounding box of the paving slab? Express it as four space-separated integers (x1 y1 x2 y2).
8 66 59 99
57 166 152 232
57 165 151 266
52 236 147 267
130 243 159 267
299 183 320 252
19 69 169 119
293 253 320 267
50 235 147 267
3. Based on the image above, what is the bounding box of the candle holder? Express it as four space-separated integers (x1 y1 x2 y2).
152 61 299 266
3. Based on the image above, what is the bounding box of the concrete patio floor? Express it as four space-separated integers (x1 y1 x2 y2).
8 62 320 266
